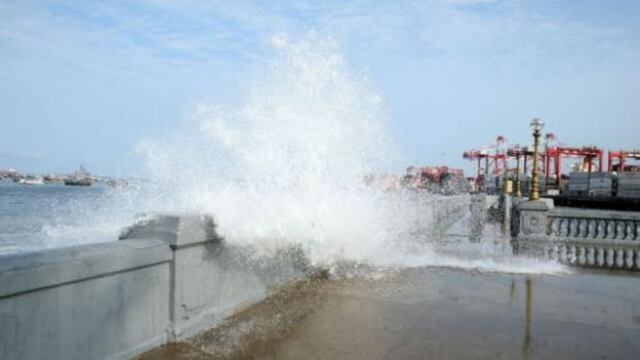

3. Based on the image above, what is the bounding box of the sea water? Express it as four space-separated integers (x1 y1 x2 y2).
0 182 127 254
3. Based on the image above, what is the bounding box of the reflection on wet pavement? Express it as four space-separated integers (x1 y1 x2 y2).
139 267 640 360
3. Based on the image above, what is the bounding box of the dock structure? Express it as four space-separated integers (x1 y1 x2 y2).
466 120 640 270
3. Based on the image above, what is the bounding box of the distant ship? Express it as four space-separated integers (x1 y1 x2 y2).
18 177 44 186
65 166 94 186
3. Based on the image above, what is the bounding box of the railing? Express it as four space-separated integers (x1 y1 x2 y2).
547 208 640 240
429 194 469 236
544 208 640 269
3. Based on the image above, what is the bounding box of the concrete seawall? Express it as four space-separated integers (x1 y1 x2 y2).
0 196 470 359
0 214 309 360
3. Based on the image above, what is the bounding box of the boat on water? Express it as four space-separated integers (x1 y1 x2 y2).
64 177 93 186
18 177 44 186
65 166 94 186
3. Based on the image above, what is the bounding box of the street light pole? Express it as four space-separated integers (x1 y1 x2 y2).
515 150 522 197
530 118 544 201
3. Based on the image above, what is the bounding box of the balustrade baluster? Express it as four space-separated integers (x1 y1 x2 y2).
577 246 586 265
605 220 616 240
553 218 560 236
597 248 605 267
568 246 577 264
567 219 573 237
606 248 615 267
625 249 634 269
553 244 561 260
586 247 595 266
624 222 633 241
615 249 625 268
559 245 567 263
616 222 626 240
597 220 606 239
587 220 596 238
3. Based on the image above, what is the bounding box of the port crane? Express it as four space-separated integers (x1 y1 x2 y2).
608 150 640 172
463 136 509 188
543 146 604 188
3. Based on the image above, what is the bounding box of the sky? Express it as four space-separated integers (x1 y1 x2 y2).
1 0 639 176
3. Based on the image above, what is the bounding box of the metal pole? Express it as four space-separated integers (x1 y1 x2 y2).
485 156 489 179
515 154 521 197
530 123 542 201
545 150 550 188
598 153 603 172
503 159 509 194
555 151 560 189
557 154 562 189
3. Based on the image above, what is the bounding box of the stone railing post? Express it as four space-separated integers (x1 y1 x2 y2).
469 194 486 241
119 214 225 341
119 213 311 342
513 200 553 255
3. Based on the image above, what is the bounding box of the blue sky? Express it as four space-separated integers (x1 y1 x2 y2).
1 0 639 175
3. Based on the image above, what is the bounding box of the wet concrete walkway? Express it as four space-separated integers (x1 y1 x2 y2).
140 267 640 360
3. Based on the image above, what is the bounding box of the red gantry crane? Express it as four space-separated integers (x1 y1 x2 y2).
544 145 604 189
608 150 640 172
463 136 509 189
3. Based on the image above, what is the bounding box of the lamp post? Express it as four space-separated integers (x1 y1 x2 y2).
530 118 544 201
502 158 509 194
514 145 522 197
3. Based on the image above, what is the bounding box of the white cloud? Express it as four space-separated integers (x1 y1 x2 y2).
3 0 637 73
1 0 638 174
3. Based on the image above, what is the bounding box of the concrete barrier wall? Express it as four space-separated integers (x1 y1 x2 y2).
0 239 172 360
0 214 309 360
1 195 467 360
